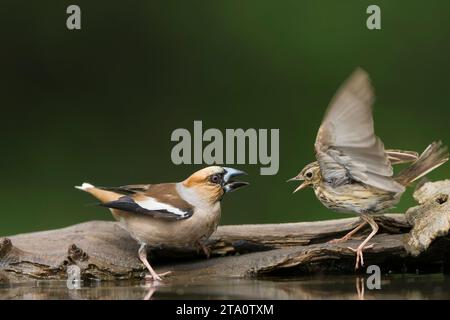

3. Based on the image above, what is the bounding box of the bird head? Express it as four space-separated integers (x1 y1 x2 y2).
182 166 249 203
287 161 322 193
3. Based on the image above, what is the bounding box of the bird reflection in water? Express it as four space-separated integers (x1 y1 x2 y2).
355 277 365 300
143 281 161 300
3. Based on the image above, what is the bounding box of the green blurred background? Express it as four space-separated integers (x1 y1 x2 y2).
1 1 449 235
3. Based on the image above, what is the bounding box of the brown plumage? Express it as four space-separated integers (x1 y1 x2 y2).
289 68 449 269
395 141 449 186
386 149 419 165
76 166 248 281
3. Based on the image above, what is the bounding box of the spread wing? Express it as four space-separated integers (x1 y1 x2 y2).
100 183 193 220
314 68 405 193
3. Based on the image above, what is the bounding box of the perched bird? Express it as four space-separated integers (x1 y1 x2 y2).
76 166 248 281
288 68 449 269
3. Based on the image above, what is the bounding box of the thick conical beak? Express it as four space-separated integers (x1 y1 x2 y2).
223 167 249 193
287 174 308 193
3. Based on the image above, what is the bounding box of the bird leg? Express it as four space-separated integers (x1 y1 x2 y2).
138 244 172 282
347 214 379 270
196 241 211 259
328 221 367 244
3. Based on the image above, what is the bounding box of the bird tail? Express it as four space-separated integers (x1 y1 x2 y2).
75 182 122 203
386 149 418 165
395 141 449 186
75 182 95 191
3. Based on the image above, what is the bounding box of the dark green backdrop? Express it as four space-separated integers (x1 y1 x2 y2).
1 1 449 235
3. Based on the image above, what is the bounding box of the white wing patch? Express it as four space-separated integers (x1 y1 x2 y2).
135 197 191 218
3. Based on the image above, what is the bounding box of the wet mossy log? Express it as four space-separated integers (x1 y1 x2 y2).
1 181 450 283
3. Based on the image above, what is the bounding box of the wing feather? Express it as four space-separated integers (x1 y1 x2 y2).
98 183 194 220
386 149 419 164
315 68 405 193
97 184 151 195
101 196 193 220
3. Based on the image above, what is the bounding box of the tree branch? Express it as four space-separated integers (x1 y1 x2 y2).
1 181 450 283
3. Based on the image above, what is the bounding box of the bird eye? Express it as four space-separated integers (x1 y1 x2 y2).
210 174 221 184
305 171 313 179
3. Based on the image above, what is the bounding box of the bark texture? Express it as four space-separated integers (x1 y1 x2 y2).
1 181 450 283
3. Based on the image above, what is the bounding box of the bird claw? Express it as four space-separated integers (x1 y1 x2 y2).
202 246 211 259
196 242 211 259
145 271 172 282
347 244 375 270
145 274 162 282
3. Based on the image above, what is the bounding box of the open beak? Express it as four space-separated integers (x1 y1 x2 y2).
223 167 249 193
287 175 309 193
292 181 309 193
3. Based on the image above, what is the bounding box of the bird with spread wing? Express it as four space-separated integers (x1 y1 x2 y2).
289 68 448 269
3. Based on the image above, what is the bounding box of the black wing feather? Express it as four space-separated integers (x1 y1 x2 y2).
97 185 150 195
100 196 192 220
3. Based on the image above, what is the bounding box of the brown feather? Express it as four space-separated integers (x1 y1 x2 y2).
395 141 449 186
82 187 122 203
386 149 419 164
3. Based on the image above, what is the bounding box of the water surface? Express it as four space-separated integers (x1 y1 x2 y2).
1 274 449 300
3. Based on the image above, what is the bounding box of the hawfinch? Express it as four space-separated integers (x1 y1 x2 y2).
75 166 248 281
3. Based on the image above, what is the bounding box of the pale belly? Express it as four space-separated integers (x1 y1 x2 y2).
313 183 403 214
110 205 221 248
